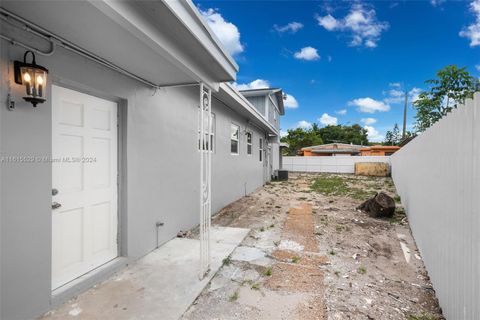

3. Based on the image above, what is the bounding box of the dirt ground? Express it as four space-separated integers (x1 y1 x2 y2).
182 173 443 320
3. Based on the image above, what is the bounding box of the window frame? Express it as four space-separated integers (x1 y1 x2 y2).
259 137 263 162
246 131 252 156
230 123 240 155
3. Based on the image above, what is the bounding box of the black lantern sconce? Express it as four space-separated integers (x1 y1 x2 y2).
14 51 48 107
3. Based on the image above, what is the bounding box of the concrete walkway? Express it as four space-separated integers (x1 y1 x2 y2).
41 226 250 320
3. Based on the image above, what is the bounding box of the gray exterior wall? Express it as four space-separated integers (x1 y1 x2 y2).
245 95 266 116
0 41 269 320
267 97 279 130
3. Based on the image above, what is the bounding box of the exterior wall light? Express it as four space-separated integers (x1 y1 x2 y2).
14 51 48 107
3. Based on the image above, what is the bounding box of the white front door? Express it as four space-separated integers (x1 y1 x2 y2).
51 85 118 290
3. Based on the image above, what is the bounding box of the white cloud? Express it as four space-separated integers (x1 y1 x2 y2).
361 117 377 125
316 3 389 48
409 87 422 103
319 113 338 126
284 94 299 109
364 125 384 142
274 22 304 33
384 88 404 104
348 97 390 113
280 130 288 138
200 8 244 56
296 120 312 129
232 79 270 90
294 46 320 61
476 64 480 71
460 0 480 47
336 109 347 115
383 84 423 104
317 14 339 31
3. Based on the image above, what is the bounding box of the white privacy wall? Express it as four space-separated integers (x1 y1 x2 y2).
391 95 480 320
282 156 390 173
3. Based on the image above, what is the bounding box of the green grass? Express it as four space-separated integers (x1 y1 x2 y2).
357 266 367 274
263 267 273 276
310 175 376 200
222 256 232 266
228 291 239 302
394 195 401 203
292 256 301 263
407 314 438 320
250 282 261 290
329 250 336 256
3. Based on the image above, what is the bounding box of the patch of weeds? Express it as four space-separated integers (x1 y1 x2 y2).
263 267 273 277
407 314 438 320
310 175 375 200
357 266 367 274
222 256 232 266
334 271 340 277
292 256 301 263
273 241 280 247
228 290 239 302
250 282 261 290
298 196 308 200
259 227 265 232
311 176 347 195
329 250 336 256
394 195 401 203
275 205 282 208
335 225 345 232
269 223 275 228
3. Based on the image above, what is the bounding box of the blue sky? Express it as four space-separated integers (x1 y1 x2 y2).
195 0 480 141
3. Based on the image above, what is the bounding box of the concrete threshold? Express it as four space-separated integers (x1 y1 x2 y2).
41 226 250 320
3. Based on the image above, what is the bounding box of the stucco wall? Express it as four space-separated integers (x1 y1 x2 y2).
0 40 268 320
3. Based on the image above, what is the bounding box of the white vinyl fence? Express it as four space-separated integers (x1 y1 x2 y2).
282 156 390 173
391 94 480 320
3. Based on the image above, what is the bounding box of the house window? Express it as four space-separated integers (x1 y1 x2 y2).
231 124 240 155
259 138 263 161
198 109 215 152
246 132 252 155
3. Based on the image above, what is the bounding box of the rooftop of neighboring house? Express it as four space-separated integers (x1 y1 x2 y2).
302 143 364 151
360 145 401 151
299 143 364 156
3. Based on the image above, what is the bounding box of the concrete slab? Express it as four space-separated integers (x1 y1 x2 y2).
41 226 250 320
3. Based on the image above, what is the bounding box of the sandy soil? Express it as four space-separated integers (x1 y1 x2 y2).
182 173 443 320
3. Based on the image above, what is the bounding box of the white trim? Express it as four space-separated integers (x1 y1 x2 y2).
230 123 240 155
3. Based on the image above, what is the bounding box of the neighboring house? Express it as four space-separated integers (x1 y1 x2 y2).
360 145 401 156
0 2 283 320
300 143 363 156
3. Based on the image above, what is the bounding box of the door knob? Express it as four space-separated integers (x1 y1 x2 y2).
52 202 62 210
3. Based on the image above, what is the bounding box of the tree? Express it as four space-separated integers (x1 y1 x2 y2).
280 123 369 155
384 123 401 146
318 124 369 145
281 127 323 155
413 65 480 132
